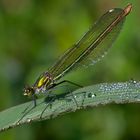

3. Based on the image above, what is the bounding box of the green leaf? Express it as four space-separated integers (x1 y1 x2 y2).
0 81 140 132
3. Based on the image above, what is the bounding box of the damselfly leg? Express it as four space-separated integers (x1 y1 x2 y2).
39 80 82 119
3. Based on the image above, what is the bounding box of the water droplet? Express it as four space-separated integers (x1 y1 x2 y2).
88 92 96 98
92 94 96 97
27 118 31 123
16 122 20 125
74 95 77 98
129 79 137 84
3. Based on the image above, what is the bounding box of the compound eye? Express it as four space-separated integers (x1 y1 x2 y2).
23 88 29 96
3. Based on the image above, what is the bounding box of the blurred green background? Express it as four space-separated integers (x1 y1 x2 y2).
0 0 140 140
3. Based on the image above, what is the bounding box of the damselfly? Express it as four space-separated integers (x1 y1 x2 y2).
23 4 132 107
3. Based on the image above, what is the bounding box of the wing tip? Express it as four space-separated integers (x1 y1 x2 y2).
123 3 132 16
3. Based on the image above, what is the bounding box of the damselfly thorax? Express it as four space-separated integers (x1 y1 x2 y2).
24 72 54 97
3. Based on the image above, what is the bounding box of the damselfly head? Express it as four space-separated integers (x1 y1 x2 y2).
23 85 34 97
